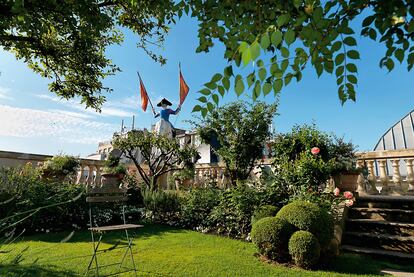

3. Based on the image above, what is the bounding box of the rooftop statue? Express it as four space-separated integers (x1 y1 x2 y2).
153 98 181 138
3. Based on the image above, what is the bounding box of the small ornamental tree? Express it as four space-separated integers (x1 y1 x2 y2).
112 130 199 191
195 101 277 185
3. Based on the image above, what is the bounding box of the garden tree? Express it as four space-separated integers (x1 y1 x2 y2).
112 130 198 191
2 1 414 110
195 101 277 185
0 0 177 110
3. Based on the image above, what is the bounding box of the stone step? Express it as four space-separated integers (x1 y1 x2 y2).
342 245 414 260
348 207 414 222
345 219 414 237
343 232 414 253
355 195 414 209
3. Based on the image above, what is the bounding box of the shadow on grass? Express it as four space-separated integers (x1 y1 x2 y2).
320 253 414 275
0 263 77 277
16 223 185 245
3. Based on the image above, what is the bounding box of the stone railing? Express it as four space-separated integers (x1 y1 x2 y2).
0 150 104 186
357 149 414 195
193 159 272 188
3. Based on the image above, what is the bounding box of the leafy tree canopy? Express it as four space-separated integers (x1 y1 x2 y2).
112 130 198 191
2 1 413 111
195 101 277 184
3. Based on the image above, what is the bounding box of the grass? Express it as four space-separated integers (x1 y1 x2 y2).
1 224 414 276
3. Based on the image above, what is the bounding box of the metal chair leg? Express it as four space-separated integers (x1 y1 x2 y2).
86 232 102 276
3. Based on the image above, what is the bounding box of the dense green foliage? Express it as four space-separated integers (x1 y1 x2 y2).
40 155 79 179
141 189 181 222
3 1 414 110
113 130 198 190
289 230 321 268
192 0 414 114
251 217 294 261
276 201 334 248
251 205 279 226
196 101 277 184
102 153 127 175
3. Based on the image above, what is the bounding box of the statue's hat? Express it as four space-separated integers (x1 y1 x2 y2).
157 98 172 107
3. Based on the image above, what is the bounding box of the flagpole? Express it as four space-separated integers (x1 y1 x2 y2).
137 71 155 113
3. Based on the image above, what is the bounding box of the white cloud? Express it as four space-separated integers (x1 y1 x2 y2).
36 94 135 118
0 104 116 144
48 109 94 119
0 87 13 100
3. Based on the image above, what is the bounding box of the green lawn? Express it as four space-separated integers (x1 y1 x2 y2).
1 224 413 276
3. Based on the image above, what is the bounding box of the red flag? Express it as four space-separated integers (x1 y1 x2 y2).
139 76 149 112
179 69 189 106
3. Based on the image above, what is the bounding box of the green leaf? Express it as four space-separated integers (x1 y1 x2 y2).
247 73 255 88
284 74 293 85
281 47 290 58
257 59 264 67
362 15 376 27
263 82 272 96
242 48 251 66
335 66 344 77
281 59 289 71
205 82 217 89
222 77 230 91
335 53 345 65
253 81 261 100
224 66 233 77
212 94 219 105
347 50 360 59
284 30 296 45
273 79 283 93
271 30 283 46
235 75 245 96
211 73 222 82
197 96 207 103
324 61 334 73
218 86 225 96
192 105 202 112
331 41 342 52
239 41 249 53
394 49 404 63
277 14 290 27
347 75 357 84
346 63 357 73
293 0 302 9
385 58 394 71
207 102 214 112
260 33 270 49
408 20 414 33
336 76 344 85
201 108 207 118
343 37 357 46
251 41 261 60
199 88 211 95
258 68 267 81
315 63 323 77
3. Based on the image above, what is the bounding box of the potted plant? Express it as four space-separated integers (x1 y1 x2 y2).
101 150 127 188
171 167 195 190
329 138 361 191
40 155 80 182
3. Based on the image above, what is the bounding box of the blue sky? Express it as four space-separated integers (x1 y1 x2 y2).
0 16 413 157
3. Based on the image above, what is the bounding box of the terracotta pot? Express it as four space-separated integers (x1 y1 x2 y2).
101 173 124 188
334 172 359 192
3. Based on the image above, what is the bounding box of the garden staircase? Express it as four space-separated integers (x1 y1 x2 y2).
342 195 414 259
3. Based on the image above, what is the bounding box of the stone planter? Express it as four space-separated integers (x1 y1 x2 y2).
334 172 359 192
101 173 124 189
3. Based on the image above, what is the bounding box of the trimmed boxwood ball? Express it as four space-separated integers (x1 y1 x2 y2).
289 230 321 268
251 205 279 225
275 200 334 248
251 217 294 261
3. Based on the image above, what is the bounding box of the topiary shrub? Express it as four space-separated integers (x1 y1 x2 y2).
251 217 295 261
251 205 279 226
289 230 321 268
275 200 334 248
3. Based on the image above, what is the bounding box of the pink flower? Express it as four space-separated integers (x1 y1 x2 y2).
334 187 340 196
343 191 353 199
311 147 320 155
345 199 354 207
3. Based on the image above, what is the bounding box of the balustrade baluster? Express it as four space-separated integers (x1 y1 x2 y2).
356 160 366 194
390 159 403 195
404 158 414 193
378 159 389 194
366 160 379 194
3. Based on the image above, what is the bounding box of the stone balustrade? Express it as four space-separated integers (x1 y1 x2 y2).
0 150 104 186
357 149 414 195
